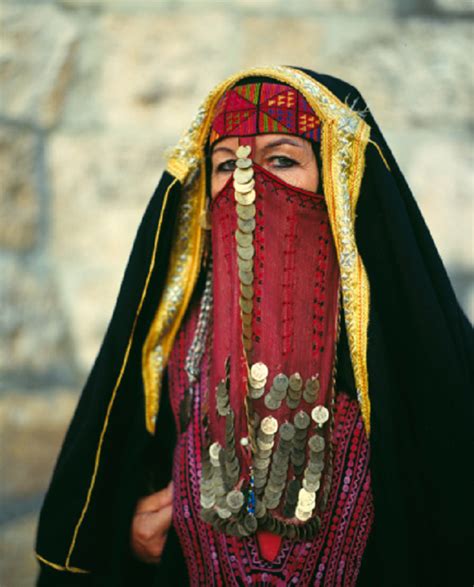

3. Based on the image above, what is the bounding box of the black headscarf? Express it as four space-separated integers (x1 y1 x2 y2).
36 68 473 587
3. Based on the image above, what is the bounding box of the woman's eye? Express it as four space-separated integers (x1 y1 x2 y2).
269 156 297 168
216 159 236 173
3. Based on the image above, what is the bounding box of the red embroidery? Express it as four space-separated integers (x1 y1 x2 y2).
210 82 321 145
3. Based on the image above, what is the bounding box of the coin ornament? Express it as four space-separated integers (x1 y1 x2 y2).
261 415 278 435
234 146 256 355
250 362 269 382
311 405 330 426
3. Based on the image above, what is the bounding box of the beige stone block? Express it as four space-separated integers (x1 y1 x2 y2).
0 513 38 587
100 12 238 139
0 391 77 501
384 129 473 268
0 125 40 250
0 258 72 376
307 18 473 129
48 131 166 371
240 17 324 70
0 4 77 127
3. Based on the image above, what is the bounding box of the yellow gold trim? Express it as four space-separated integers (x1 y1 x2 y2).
35 553 90 574
142 165 206 433
368 138 391 171
144 66 373 435
63 177 178 567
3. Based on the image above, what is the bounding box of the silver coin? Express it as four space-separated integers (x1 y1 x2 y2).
249 376 266 390
234 167 254 184
200 494 216 509
286 396 300 410
236 203 256 220
237 244 255 261
295 507 312 522
286 479 301 497
261 415 278 435
240 283 254 299
255 499 267 518
235 189 256 206
209 442 221 461
264 394 281 410
242 312 253 326
270 385 287 401
243 513 258 533
257 438 274 451
233 178 255 194
257 429 274 442
287 386 302 400
291 450 305 466
311 405 330 425
236 145 251 159
294 410 310 430
308 435 325 452
226 489 245 511
217 404 230 416
289 373 303 391
216 380 227 396
298 487 316 507
273 373 289 393
216 507 232 519
306 461 324 475
303 389 317 403
238 217 256 234
249 385 265 399
279 422 296 442
235 229 253 247
305 375 320 393
250 362 269 381
303 479 320 493
239 269 254 285
236 157 252 169
305 471 322 484
257 448 272 459
254 457 271 470
239 297 253 314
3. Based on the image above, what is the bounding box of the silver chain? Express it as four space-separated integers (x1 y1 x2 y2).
184 259 213 384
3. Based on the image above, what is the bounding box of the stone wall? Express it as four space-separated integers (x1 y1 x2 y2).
0 1 472 584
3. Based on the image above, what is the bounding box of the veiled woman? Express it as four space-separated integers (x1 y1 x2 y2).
36 67 473 587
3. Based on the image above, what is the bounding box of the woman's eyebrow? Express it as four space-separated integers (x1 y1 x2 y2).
211 146 236 157
262 138 303 151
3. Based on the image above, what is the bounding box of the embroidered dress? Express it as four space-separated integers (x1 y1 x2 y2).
168 307 374 586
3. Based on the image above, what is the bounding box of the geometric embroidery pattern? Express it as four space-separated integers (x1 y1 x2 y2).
210 82 321 145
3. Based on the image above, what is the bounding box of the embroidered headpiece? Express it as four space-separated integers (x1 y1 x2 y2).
210 81 321 145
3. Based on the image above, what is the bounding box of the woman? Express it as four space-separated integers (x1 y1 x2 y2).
36 67 473 586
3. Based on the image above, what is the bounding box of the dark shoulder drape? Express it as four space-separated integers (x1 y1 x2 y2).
36 69 473 587
36 171 183 586
300 68 474 586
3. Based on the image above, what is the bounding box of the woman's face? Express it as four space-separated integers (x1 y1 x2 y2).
210 134 319 199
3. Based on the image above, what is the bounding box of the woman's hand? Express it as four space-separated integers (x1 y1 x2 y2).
130 481 173 564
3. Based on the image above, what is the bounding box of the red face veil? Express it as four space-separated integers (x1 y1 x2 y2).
200 81 341 540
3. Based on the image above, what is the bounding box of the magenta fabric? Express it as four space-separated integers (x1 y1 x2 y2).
167 307 374 586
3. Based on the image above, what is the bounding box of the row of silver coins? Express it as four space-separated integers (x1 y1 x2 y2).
201 504 322 539
262 427 295 508
233 146 256 354
254 415 278 493
252 371 322 410
216 379 230 416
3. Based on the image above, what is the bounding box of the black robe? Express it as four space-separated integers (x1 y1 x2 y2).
36 68 474 587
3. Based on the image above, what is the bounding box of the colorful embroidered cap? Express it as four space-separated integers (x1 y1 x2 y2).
210 81 321 145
